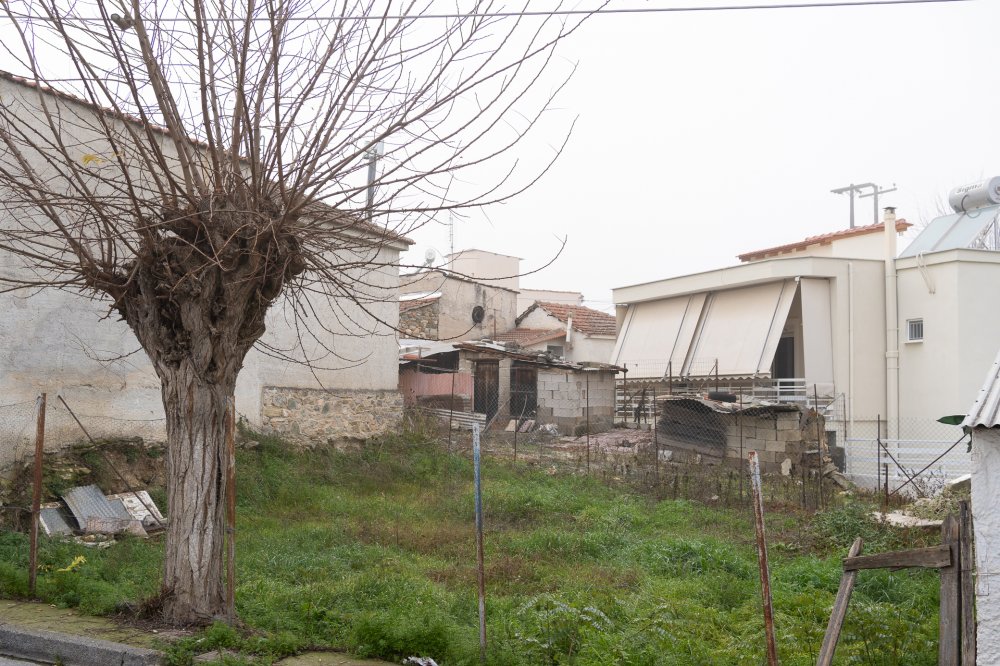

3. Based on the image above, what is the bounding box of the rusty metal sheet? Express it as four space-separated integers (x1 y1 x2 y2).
61 485 118 530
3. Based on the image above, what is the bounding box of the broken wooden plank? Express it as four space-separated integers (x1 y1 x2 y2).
816 537 863 666
843 544 951 571
940 514 960 666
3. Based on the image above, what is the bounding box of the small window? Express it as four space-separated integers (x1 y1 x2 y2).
547 345 564 357
907 318 924 342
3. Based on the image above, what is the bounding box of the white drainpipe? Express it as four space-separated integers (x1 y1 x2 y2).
884 208 900 445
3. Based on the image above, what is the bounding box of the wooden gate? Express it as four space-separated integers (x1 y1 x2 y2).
817 500 975 665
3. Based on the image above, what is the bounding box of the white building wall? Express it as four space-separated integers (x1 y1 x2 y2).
447 249 521 291
517 288 583 315
400 271 517 341
515 307 614 363
0 75 405 460
972 427 1000 665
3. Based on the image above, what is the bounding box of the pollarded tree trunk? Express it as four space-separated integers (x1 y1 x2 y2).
159 361 233 624
112 190 304 625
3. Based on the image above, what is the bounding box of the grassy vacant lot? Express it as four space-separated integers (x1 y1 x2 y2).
0 426 940 665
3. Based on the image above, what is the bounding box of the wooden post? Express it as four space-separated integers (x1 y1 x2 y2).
472 423 487 664
749 450 779 666
816 537 864 666
940 514 960 666
958 500 976 665
225 400 237 622
28 393 46 597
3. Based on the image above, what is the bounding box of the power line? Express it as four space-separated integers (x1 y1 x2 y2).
2 0 978 23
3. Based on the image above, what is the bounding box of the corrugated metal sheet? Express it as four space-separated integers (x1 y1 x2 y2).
39 506 74 536
62 485 119 529
106 491 166 526
962 348 1000 429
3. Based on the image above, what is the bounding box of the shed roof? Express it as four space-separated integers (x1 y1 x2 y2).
493 328 565 346
962 348 1000 429
737 220 911 262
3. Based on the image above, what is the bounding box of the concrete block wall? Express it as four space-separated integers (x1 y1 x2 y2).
536 369 616 432
719 410 806 473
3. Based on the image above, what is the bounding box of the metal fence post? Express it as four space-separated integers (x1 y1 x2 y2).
28 393 46 597
472 423 487 664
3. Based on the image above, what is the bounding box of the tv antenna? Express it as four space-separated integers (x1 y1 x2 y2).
859 183 897 225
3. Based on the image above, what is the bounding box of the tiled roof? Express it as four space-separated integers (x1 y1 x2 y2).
399 296 440 313
494 328 565 346
737 220 912 262
518 302 617 336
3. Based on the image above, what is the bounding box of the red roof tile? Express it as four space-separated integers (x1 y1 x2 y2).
737 220 912 262
518 302 617 336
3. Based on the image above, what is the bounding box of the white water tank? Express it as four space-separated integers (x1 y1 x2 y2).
949 177 1000 212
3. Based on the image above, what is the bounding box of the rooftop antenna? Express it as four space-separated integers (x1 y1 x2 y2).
449 211 455 259
859 183 898 225
831 183 869 228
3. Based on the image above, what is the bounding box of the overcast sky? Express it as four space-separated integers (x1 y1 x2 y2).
401 0 1000 312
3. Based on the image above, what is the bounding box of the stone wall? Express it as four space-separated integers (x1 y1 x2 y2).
260 387 403 445
399 301 439 340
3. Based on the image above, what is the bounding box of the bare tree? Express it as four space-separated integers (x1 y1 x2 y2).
0 0 590 624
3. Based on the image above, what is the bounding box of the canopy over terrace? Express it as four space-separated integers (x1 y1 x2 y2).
612 279 801 381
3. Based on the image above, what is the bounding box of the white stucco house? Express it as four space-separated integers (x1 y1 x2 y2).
495 301 617 364
0 70 410 463
962 349 1000 665
612 182 1000 485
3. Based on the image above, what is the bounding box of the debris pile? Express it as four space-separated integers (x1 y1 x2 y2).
39 484 165 545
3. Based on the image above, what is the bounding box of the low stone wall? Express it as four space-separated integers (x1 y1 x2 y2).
260 387 403 445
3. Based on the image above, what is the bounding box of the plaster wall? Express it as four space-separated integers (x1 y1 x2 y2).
517 289 582 315
0 75 404 458
447 249 520 291
896 254 1000 420
971 427 1000 665
400 272 517 341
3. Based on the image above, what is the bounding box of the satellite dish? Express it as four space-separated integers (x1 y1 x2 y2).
423 248 437 266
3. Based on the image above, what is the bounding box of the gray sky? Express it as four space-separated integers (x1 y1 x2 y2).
401 0 1000 312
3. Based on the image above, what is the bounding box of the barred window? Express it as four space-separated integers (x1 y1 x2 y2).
907 318 924 342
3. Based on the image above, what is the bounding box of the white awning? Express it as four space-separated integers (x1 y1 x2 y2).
612 293 706 377
683 280 798 377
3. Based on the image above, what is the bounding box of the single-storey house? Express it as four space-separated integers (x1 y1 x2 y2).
494 301 617 364
400 339 620 433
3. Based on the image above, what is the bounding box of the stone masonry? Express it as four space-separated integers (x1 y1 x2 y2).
260 387 403 445
399 301 439 340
